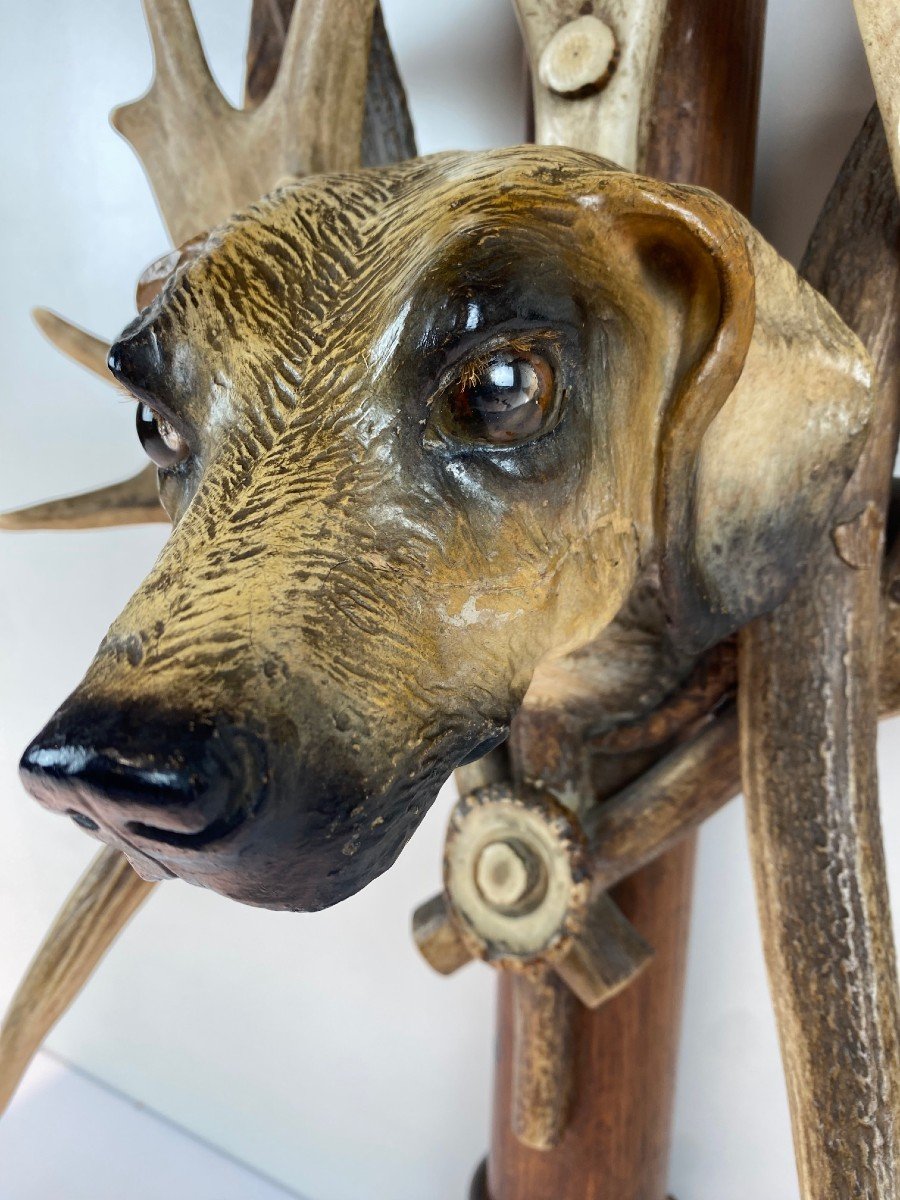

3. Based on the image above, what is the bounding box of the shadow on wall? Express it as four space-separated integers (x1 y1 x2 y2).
752 12 875 263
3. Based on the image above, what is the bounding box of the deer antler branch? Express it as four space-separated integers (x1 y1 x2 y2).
32 309 111 381
852 0 900 190
513 0 668 171
0 847 154 1117
0 466 166 531
1 312 166 528
112 0 377 246
269 0 378 174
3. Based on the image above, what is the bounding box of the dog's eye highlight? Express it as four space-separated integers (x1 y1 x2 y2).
136 403 189 469
432 347 558 446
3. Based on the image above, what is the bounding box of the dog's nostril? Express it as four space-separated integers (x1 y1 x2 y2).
67 809 100 832
20 730 205 833
21 738 193 811
125 811 247 849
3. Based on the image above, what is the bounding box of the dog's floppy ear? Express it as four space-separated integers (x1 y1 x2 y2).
685 216 872 648
595 173 873 653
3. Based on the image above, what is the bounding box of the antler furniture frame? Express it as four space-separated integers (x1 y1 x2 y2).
1 2 899 1198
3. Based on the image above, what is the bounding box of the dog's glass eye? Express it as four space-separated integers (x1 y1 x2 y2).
136 403 189 468
435 349 558 446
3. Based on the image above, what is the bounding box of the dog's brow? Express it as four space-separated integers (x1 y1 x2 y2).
402 236 581 360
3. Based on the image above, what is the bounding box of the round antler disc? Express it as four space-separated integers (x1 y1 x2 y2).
444 784 591 966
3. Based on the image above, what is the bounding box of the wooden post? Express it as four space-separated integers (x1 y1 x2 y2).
482 4 766 1198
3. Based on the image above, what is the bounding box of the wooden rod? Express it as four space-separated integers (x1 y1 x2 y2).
739 105 900 1199
587 710 740 890
487 843 696 1200
509 968 576 1150
483 4 767 1198
586 611 900 894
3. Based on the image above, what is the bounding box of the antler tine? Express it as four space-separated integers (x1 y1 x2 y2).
112 0 380 248
852 1 900 190
128 0 222 104
32 308 110 381
269 0 377 175
111 0 243 246
0 466 167 531
0 848 154 1116
17 311 167 530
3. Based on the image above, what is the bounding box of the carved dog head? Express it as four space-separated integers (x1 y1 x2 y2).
20 148 871 909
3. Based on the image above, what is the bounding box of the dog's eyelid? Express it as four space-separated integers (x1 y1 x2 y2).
137 396 195 443
110 371 187 435
429 328 563 393
135 399 196 470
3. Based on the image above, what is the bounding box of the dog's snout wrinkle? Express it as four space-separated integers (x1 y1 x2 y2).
126 808 250 850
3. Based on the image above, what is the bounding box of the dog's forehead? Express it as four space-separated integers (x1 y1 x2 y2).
189 146 623 302
139 146 628 429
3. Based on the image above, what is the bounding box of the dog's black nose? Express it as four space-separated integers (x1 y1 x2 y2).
19 704 259 852
107 315 169 402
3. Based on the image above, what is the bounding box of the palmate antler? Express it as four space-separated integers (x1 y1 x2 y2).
0 0 415 1115
1 0 413 534
113 0 376 246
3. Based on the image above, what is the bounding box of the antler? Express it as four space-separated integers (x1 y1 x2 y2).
0 466 166 531
0 848 153 1117
0 311 167 529
31 309 110 381
852 0 900 189
112 0 377 246
740 103 900 1198
513 0 668 171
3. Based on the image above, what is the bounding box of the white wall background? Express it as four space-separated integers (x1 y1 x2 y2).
0 2 896 1198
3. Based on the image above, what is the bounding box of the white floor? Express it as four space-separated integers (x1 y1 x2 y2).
0 1051 305 1200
